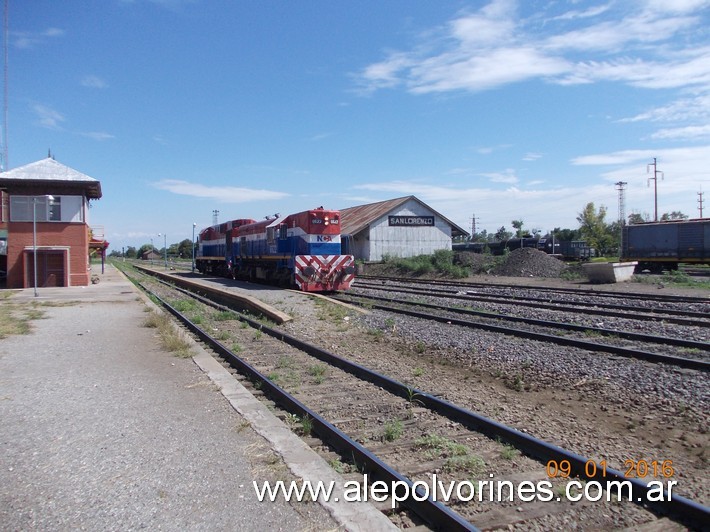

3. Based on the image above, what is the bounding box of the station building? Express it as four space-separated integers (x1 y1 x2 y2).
340 195 468 262
0 157 105 289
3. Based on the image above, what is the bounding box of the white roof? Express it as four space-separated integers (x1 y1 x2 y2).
1 157 98 183
0 157 102 198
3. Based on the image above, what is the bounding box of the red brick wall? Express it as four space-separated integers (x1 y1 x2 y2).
6 222 89 288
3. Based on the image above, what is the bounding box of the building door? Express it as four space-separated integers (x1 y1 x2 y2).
25 250 66 288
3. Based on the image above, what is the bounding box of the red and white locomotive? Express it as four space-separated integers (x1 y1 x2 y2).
195 207 355 292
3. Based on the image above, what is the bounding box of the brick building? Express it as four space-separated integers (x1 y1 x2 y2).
0 157 103 288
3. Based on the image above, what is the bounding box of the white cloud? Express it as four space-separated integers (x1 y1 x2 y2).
81 75 108 89
620 92 710 123
481 169 519 184
13 27 64 49
523 152 543 161
81 131 115 141
356 0 709 95
32 104 64 129
551 4 612 21
651 125 710 140
152 179 291 203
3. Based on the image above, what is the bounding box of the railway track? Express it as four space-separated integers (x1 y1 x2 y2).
355 274 709 304
120 265 709 530
353 278 709 324
334 291 710 371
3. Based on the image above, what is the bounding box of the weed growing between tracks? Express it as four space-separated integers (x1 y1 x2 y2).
633 270 710 289
143 310 193 358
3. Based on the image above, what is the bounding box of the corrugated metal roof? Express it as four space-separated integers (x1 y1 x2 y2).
0 158 102 198
340 195 469 237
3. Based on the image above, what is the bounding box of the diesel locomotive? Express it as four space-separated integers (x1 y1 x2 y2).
195 207 356 292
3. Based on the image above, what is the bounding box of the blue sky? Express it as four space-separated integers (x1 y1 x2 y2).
6 0 710 251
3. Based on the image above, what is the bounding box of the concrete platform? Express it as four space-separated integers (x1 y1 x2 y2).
0 264 393 531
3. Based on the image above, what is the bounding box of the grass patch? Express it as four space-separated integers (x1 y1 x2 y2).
415 433 484 473
382 419 404 442
500 444 520 460
443 454 485 474
143 310 193 358
308 363 328 384
312 298 351 323
170 299 198 312
366 328 384 341
381 249 469 278
633 269 710 289
0 302 40 338
214 310 239 321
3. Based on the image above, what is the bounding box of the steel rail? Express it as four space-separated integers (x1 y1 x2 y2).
140 280 710 530
338 294 710 372
356 274 710 305
353 281 709 327
137 281 476 531
338 292 710 352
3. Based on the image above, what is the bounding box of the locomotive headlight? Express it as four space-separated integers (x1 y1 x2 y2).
324 216 330 226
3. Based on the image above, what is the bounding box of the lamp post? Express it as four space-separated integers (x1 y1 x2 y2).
191 222 196 273
33 195 53 297
158 232 167 269
150 238 154 265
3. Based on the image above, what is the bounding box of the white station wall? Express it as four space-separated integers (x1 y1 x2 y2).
364 198 452 261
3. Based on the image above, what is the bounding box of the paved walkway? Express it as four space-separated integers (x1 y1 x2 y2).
0 264 381 530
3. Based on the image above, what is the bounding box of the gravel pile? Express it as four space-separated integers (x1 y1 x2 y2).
493 247 567 277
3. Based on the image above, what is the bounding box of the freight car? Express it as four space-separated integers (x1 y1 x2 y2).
453 237 594 260
620 218 710 273
195 207 356 292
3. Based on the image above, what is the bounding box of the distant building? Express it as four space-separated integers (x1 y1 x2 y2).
340 195 468 261
0 157 105 288
141 250 162 261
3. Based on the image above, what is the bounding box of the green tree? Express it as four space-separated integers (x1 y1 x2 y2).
125 246 138 259
627 213 647 225
473 229 489 242
177 238 194 258
494 226 513 241
552 227 581 241
511 219 525 238
660 211 688 221
168 243 180 258
576 202 616 256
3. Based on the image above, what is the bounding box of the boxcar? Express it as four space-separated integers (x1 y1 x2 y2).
620 219 710 273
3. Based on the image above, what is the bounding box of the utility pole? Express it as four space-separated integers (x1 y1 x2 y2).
646 158 663 221
699 190 705 218
212 209 219 226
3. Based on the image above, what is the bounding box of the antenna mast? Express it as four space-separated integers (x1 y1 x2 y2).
615 181 627 225
1 0 8 171
616 181 627 253
470 213 479 238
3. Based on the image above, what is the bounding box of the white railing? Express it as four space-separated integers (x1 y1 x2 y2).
90 226 105 240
